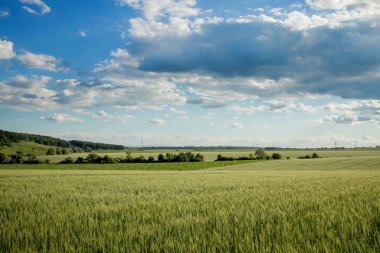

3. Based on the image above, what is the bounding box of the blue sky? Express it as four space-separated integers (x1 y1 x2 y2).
0 0 380 147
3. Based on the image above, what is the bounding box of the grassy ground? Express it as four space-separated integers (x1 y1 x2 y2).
38 149 380 163
0 155 380 252
0 160 255 171
0 141 53 156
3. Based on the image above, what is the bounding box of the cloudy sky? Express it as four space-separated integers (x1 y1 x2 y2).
0 0 380 147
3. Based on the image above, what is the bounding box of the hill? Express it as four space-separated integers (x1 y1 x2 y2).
0 129 125 152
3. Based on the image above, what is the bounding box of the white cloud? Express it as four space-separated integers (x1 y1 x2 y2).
149 118 166 125
92 110 134 123
94 48 140 72
0 39 16 59
0 10 9 17
118 0 199 39
78 29 88 37
320 100 380 124
17 51 67 72
42 113 84 123
20 0 51 15
0 75 58 111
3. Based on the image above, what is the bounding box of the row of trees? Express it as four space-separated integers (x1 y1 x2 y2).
298 153 320 159
0 151 49 164
216 149 282 161
60 152 205 164
0 130 125 151
46 147 83 155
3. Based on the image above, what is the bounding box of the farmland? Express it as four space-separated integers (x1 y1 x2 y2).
38 148 380 163
1 151 380 252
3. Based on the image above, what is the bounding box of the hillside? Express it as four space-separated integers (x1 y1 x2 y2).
0 130 125 152
0 141 54 156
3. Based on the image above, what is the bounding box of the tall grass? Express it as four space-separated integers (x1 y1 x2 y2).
1 166 379 252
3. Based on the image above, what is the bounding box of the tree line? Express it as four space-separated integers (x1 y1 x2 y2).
216 149 283 161
60 152 205 164
0 151 49 164
0 129 125 151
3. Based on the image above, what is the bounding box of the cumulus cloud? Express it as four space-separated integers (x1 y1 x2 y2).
17 51 68 72
118 0 199 39
0 39 16 59
320 100 380 124
0 75 57 111
149 118 166 125
41 113 84 123
107 0 380 102
94 48 140 73
20 0 51 15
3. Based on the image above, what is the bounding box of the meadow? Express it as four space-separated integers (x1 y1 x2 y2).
38 148 380 163
1 152 380 252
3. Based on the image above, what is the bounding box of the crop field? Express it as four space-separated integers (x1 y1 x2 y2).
38 148 380 163
1 153 380 252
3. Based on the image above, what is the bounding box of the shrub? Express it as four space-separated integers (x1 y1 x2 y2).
312 153 319 158
0 152 9 164
147 156 155 163
272 153 282 160
255 149 268 160
60 157 75 164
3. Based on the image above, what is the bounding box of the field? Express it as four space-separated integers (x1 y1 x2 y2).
1 152 380 252
38 148 380 163
0 141 53 156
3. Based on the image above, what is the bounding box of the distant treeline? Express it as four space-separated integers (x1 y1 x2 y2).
60 152 205 164
216 149 283 161
0 130 125 151
0 151 49 164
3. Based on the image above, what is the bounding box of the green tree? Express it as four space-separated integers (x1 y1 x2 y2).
0 152 9 164
272 153 282 160
46 148 56 155
255 148 267 160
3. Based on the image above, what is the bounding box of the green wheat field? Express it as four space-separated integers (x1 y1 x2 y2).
1 152 380 252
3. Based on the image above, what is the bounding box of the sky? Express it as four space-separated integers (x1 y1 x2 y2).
0 0 380 147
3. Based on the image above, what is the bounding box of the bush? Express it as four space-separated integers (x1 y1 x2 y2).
272 153 282 160
312 153 319 158
0 152 9 164
60 157 75 164
255 149 268 160
147 156 155 163
86 153 100 163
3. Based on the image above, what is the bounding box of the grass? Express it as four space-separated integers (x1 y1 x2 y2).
0 154 379 252
0 141 53 156
0 160 255 171
38 149 380 163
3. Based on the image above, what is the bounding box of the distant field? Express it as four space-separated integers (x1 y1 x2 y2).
1 156 379 252
0 160 255 171
38 148 380 163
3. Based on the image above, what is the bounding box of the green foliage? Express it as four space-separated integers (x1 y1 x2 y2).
46 148 56 155
0 152 9 164
272 153 282 159
299 153 320 159
255 148 268 160
0 129 123 151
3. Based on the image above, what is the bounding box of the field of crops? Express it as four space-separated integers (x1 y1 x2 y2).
0 160 254 171
38 148 380 163
1 153 380 252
